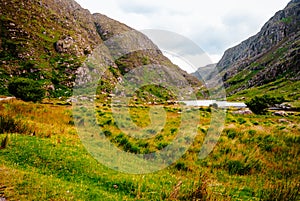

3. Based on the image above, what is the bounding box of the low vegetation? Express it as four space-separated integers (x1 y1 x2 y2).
246 95 285 114
8 78 45 102
0 99 299 200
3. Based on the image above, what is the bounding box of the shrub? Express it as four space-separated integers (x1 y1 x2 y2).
246 95 284 114
248 130 257 136
227 160 248 175
226 158 261 175
103 130 112 137
237 117 247 124
155 134 163 141
0 115 31 134
224 128 239 139
175 161 188 171
209 103 218 109
129 145 140 154
0 135 9 149
157 141 168 150
8 78 45 102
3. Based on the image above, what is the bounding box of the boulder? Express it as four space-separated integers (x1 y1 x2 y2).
232 109 253 115
278 119 289 123
55 36 74 53
273 111 288 116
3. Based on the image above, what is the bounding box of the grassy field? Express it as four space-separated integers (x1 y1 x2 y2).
227 79 300 103
0 99 299 200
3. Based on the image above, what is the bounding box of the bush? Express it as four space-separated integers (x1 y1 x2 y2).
175 161 188 171
1 135 9 149
157 141 169 150
227 160 247 175
224 128 239 139
237 117 247 124
226 158 261 175
246 95 284 114
8 78 45 102
0 115 31 134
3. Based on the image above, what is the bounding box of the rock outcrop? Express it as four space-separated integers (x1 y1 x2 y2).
194 0 300 97
218 0 300 71
0 0 201 99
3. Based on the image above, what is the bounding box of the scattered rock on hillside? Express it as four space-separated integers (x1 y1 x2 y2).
273 111 288 116
232 109 253 115
278 118 290 123
55 36 75 53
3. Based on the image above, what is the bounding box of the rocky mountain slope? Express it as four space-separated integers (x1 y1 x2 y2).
0 0 201 100
194 0 300 99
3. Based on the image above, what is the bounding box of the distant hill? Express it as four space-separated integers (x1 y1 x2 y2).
193 0 300 100
0 0 201 100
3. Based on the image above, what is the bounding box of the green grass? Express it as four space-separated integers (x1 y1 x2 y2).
0 99 299 200
228 78 300 103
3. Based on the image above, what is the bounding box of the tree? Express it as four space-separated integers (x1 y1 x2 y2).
246 95 285 114
8 78 45 102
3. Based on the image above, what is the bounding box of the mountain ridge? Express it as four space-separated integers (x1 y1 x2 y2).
0 0 201 100
193 0 300 99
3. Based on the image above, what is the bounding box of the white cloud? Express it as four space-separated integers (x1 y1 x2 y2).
76 0 291 65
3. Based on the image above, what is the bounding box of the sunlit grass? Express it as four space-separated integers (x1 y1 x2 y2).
0 99 299 200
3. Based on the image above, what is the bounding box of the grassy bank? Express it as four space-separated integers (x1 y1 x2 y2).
0 99 299 200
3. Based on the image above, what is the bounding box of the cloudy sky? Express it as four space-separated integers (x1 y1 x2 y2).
76 0 290 72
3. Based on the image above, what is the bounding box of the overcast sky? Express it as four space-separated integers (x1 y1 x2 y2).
76 0 290 71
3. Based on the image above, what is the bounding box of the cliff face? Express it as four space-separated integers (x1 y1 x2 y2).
0 0 200 99
0 0 102 96
194 0 300 97
218 0 300 72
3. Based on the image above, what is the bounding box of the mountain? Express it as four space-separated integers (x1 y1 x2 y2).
193 0 300 100
0 0 201 101
192 63 216 83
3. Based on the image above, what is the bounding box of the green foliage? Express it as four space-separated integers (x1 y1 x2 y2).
259 181 300 201
0 115 31 135
227 160 247 175
141 56 150 65
179 174 209 201
1 135 9 149
224 128 240 139
280 17 292 24
1 100 299 200
237 117 247 125
157 141 169 150
226 158 261 176
248 130 257 136
135 84 176 103
103 130 112 137
8 78 45 102
246 95 285 114
174 161 188 171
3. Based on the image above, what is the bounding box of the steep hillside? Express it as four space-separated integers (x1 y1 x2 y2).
194 0 300 100
0 0 201 100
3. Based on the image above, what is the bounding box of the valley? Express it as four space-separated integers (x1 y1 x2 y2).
0 0 299 200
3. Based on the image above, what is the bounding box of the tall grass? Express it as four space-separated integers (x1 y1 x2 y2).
259 181 300 201
0 99 76 138
0 99 299 200
0 115 31 135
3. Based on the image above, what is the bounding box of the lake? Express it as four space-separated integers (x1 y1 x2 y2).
181 100 247 108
